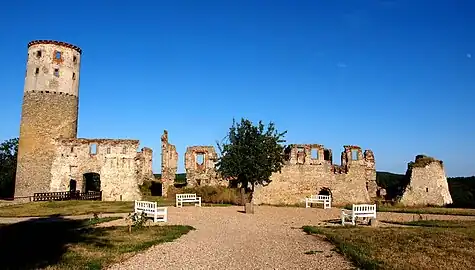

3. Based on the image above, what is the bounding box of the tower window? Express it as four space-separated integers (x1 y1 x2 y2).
35 68 40 75
36 50 42 58
72 72 76 80
54 68 59 77
106 147 111 154
122 146 127 154
73 55 77 63
55 51 62 59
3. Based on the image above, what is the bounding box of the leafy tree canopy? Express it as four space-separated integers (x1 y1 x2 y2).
216 118 287 195
0 138 18 198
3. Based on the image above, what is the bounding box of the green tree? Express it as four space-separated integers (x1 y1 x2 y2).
0 138 18 198
216 118 287 205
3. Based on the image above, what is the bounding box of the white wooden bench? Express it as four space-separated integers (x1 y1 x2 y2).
305 195 331 209
134 200 168 222
341 204 376 225
176 193 202 208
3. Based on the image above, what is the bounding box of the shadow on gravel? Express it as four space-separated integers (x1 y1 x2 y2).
0 216 101 270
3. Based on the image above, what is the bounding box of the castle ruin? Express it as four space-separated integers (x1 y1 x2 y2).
14 40 153 201
399 155 453 206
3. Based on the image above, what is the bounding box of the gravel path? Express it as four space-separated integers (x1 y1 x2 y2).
107 206 354 270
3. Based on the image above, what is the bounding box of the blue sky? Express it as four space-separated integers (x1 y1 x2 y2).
0 0 474 176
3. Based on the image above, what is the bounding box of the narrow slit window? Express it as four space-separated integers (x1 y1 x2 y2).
72 72 76 80
73 55 77 63
106 147 111 154
35 68 40 75
54 68 59 77
122 146 127 154
36 50 42 58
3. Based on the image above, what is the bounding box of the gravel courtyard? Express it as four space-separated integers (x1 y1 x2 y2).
106 205 475 270
107 206 354 270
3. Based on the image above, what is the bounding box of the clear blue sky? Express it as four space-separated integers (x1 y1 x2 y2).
0 0 474 177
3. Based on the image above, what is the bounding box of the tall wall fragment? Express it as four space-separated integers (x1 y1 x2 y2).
185 146 224 187
161 130 178 196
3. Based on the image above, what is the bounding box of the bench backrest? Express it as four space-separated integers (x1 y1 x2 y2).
176 193 197 200
310 194 331 201
352 204 376 213
135 200 157 212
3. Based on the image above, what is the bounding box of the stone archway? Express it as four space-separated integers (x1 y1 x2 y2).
83 172 101 192
318 187 332 197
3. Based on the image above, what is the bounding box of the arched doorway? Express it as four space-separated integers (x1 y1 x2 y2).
318 187 332 197
83 173 101 192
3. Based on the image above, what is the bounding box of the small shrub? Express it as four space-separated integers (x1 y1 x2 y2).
167 185 246 205
126 211 148 232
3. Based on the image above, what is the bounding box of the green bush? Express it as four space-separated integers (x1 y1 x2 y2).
167 185 247 205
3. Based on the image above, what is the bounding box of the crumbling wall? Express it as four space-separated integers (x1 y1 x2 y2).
136 147 154 186
185 146 224 187
253 144 378 205
161 130 178 196
399 155 453 206
49 138 144 201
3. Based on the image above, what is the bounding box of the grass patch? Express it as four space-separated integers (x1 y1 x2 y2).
303 220 475 270
0 201 135 217
376 206 475 216
48 225 194 269
0 216 193 269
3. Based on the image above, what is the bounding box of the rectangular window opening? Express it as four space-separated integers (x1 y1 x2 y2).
90 144 97 155
73 55 77 63
35 68 40 75
72 72 76 80
351 149 359 160
311 149 319 159
54 68 59 77
36 50 42 58
55 51 62 59
196 153 205 166
122 146 127 154
106 147 111 154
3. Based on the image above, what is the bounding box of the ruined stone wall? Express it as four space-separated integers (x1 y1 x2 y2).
253 144 376 205
49 138 143 201
399 155 453 206
136 147 154 186
161 130 178 196
15 40 81 198
185 146 225 187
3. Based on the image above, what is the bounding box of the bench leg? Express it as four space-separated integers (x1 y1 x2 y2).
154 212 157 223
352 215 356 226
196 198 201 207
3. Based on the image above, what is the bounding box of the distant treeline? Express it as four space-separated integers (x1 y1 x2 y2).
154 172 475 208
377 172 475 208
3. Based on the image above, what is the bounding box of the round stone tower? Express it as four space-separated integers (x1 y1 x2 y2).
14 40 82 198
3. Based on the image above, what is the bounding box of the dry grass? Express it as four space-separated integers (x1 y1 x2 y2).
0 201 135 217
45 225 194 269
376 206 475 216
303 220 475 270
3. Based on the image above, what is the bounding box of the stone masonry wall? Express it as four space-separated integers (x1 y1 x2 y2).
185 146 225 187
15 92 78 197
136 147 154 186
161 130 178 196
49 138 144 201
253 144 376 205
399 156 453 206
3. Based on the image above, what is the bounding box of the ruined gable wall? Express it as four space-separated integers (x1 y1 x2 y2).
253 145 373 205
161 130 178 196
50 138 143 201
399 156 453 206
185 146 225 187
